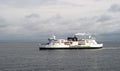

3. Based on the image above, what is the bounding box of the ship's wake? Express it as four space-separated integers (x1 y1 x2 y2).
102 47 120 50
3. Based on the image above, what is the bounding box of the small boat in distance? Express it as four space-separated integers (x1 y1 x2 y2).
39 33 103 50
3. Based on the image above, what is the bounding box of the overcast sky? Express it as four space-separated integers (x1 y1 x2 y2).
0 0 120 42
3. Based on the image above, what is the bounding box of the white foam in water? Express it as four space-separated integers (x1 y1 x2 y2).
102 47 120 50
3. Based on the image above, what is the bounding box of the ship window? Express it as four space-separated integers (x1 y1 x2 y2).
86 40 89 43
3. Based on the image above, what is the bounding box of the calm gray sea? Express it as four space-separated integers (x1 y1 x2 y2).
0 42 120 71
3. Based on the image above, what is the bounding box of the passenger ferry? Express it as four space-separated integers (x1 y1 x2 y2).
39 33 103 50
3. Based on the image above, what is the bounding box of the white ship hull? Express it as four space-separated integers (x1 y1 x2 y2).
39 43 103 50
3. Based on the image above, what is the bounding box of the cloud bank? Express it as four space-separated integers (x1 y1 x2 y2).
0 0 120 41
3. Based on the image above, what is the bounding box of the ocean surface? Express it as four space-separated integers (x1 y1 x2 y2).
0 42 120 71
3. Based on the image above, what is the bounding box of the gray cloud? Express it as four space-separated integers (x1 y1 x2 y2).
23 14 66 33
0 13 120 41
18 13 120 36
25 13 40 19
0 16 7 27
109 4 120 12
96 15 112 22
0 0 58 8
0 17 5 22
0 0 82 8
0 0 120 41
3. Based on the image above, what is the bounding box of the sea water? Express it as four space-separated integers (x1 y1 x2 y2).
0 42 120 71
